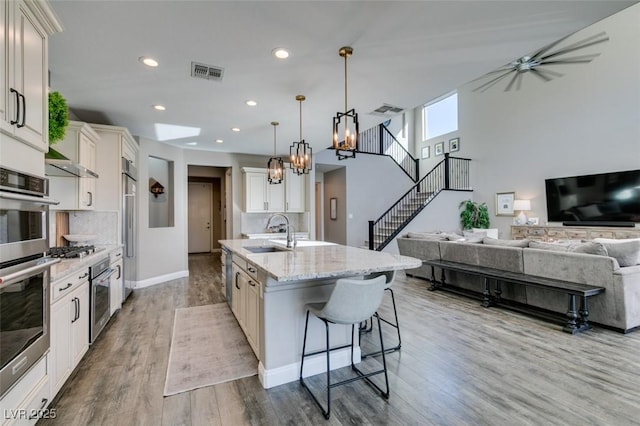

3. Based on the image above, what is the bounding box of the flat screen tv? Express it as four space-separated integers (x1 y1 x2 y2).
545 169 640 226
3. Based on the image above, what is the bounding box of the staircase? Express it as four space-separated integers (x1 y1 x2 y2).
368 154 471 251
357 124 419 182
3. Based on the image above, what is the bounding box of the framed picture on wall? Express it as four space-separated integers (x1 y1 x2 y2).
434 142 444 156
496 192 515 216
449 137 460 152
421 146 430 159
330 198 337 220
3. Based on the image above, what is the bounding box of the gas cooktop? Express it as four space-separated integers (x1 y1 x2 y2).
48 245 103 259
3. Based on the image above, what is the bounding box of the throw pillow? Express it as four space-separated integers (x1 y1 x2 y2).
442 232 465 241
568 241 608 256
528 241 569 252
482 237 530 247
406 232 446 240
593 238 640 267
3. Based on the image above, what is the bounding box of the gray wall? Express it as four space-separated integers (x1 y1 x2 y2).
323 167 347 245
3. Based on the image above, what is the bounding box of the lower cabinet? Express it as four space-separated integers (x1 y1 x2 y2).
0 355 50 426
50 277 89 397
231 260 261 356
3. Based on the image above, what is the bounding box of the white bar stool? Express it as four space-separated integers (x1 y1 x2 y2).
299 275 390 420
360 270 401 358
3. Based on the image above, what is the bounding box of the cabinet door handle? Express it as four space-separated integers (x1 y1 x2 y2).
286 202 289 211
71 297 78 323
28 398 49 420
59 283 72 292
18 92 26 128
248 280 256 287
9 88 20 125
77 297 81 321
116 264 122 280
87 191 93 206
235 271 241 289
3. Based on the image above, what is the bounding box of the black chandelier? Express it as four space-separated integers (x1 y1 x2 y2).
267 121 284 184
333 46 358 160
290 95 312 175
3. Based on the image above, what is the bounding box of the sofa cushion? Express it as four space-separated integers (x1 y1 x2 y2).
405 232 446 241
594 238 640 267
482 237 530 247
528 241 570 252
568 241 608 256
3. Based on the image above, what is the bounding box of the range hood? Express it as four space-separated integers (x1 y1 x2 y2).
45 148 99 178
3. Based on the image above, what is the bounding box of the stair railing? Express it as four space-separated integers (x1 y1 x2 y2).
357 124 419 182
368 154 471 251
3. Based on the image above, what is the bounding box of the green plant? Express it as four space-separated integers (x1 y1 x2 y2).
459 200 490 230
48 91 69 145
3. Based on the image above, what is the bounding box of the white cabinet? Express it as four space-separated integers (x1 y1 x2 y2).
231 259 260 356
242 167 305 213
0 0 61 152
49 122 99 210
110 253 123 316
284 168 306 212
0 355 50 426
50 270 90 397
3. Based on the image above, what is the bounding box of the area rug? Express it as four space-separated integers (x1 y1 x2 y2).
164 303 258 396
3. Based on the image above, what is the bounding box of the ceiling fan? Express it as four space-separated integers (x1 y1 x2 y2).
473 31 609 92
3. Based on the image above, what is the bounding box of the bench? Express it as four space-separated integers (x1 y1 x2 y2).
423 259 606 334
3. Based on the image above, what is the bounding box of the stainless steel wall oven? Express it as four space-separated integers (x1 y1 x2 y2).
0 167 59 397
89 257 114 343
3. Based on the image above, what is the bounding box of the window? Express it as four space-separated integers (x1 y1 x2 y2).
422 92 458 140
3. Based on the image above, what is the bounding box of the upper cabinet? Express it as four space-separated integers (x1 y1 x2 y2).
0 0 63 152
49 121 99 210
242 166 306 213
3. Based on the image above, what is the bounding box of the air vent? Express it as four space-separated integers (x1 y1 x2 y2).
370 103 404 116
191 62 224 82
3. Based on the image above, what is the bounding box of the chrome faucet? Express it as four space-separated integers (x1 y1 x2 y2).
266 214 296 248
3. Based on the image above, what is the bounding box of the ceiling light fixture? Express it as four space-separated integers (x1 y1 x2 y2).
153 104 166 111
267 121 284 185
139 56 159 67
333 46 358 160
231 127 240 132
246 100 257 107
215 139 223 144
185 142 198 146
290 95 312 175
272 48 289 59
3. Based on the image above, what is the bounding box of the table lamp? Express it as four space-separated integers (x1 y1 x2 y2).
514 199 531 225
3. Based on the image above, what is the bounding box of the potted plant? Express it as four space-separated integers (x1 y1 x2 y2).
48 91 69 145
459 200 490 230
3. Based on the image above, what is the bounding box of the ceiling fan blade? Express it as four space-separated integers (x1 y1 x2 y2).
516 72 524 91
530 68 552 82
540 54 601 65
504 72 520 92
528 33 574 61
539 32 609 61
533 67 563 78
473 70 514 93
468 65 515 83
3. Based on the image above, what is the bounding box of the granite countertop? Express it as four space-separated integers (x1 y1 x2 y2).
50 244 123 282
219 239 422 283
242 231 310 239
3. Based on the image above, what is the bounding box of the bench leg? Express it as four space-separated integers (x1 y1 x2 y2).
428 266 440 291
481 277 492 308
495 281 502 303
563 295 579 334
578 296 593 331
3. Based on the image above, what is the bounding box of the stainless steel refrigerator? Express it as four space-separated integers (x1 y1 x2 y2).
122 158 137 302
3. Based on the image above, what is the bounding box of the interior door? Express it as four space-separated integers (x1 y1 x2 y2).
188 182 212 253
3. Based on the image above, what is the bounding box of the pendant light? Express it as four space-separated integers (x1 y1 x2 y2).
290 95 312 175
267 121 283 184
333 46 359 160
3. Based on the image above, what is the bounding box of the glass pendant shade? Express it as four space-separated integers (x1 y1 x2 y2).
290 95 312 175
267 121 283 184
333 46 359 160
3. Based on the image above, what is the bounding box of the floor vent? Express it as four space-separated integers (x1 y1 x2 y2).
191 62 224 82
370 104 404 116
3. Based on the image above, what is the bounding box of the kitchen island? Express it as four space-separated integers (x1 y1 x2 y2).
219 239 421 388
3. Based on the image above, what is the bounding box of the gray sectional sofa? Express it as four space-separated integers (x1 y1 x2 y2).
397 234 640 332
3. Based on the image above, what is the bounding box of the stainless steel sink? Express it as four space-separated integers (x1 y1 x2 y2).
244 246 289 253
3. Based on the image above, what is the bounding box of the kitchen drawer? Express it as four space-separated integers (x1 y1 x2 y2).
0 356 47 425
109 248 124 263
10 376 51 426
51 268 89 304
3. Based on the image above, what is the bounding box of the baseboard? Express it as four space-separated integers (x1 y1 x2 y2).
258 346 360 389
134 270 190 289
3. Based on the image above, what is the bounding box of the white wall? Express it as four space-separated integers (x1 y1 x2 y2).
456 4 640 237
137 138 188 285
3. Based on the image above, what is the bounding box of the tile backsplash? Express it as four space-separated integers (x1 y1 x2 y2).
49 210 119 246
241 212 309 235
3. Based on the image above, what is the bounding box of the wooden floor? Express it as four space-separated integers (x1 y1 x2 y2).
40 253 640 425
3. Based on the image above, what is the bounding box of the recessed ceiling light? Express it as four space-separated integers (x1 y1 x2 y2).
139 56 159 67
246 100 257 107
272 48 289 59
231 127 240 132
153 104 166 111
215 139 223 144
185 142 198 146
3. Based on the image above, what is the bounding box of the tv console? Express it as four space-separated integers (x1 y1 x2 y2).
512 225 640 242
562 221 637 228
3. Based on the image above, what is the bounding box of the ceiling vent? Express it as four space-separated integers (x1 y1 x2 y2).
191 62 224 82
370 103 404 116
